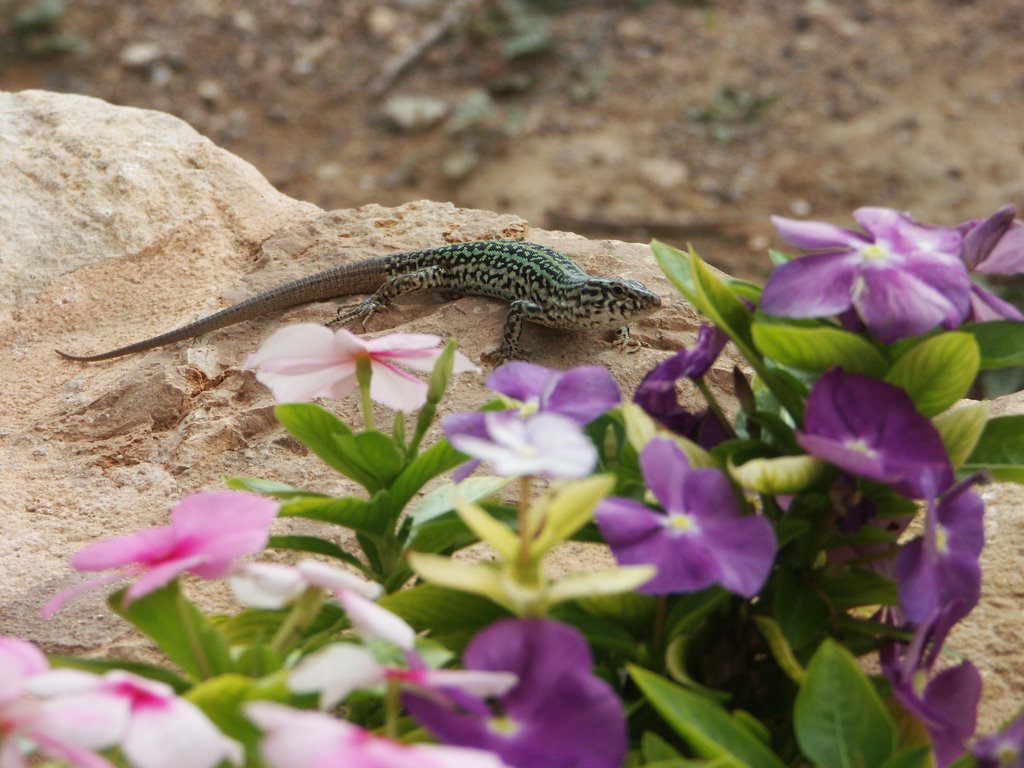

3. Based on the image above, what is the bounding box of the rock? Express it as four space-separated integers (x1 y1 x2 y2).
119 41 163 68
381 94 450 132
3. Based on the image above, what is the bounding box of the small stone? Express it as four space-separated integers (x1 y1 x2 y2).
441 148 480 181
196 79 224 105
366 7 399 37
315 162 344 182
382 94 449 131
789 199 812 216
616 17 649 45
638 158 689 190
120 41 163 69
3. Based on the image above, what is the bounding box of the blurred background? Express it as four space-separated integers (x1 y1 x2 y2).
1 0 1022 283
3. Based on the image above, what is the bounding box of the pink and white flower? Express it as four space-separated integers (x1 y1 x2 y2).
245 324 478 411
43 491 278 616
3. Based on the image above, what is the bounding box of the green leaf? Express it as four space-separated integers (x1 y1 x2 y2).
378 584 508 650
224 476 320 499
390 439 467 511
820 569 898 610
885 332 980 417
772 570 830 651
964 413 1024 482
754 616 805 685
274 403 376 485
629 665 787 768
794 639 896 768
109 582 233 681
334 430 405 489
278 494 385 535
267 534 368 573
933 402 988 469
751 315 887 377
961 320 1024 370
642 731 684 762
728 453 825 494
186 673 285 752
878 747 934 768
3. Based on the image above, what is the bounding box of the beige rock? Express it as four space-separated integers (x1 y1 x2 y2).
0 90 1019 731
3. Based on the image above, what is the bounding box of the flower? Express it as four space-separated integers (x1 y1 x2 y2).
245 324 478 411
881 608 981 767
761 207 970 342
796 368 953 499
446 411 597 480
443 362 618 479
228 559 382 609
246 701 509 768
895 475 984 625
972 712 1024 768
957 204 1024 321
595 438 775 596
633 324 730 447
43 491 278 616
0 636 125 768
403 618 626 768
29 670 242 768
288 642 517 710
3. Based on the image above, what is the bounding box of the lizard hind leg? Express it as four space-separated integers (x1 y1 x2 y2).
328 265 449 331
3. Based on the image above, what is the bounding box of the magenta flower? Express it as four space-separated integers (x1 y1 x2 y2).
43 491 278 616
796 369 953 499
246 702 509 768
958 204 1024 321
761 207 970 342
403 618 626 768
246 323 478 411
972 712 1024 768
446 411 597 480
881 609 981 767
29 670 242 768
895 475 984 625
633 324 730 447
595 438 775 596
0 636 125 768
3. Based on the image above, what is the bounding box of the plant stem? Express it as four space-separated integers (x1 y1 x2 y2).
384 676 401 739
517 475 532 572
695 378 736 439
356 356 375 431
176 593 212 680
270 588 325 655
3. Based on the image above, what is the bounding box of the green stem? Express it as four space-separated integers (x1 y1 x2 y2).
384 676 401 739
176 594 211 680
695 378 736 439
270 588 325 655
517 476 532 572
356 356 375 431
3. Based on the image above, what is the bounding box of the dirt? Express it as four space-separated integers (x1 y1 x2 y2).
4 0 1023 281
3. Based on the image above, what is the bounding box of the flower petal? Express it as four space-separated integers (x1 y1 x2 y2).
772 215 867 250
368 360 430 411
289 643 383 708
338 590 416 651
760 250 861 318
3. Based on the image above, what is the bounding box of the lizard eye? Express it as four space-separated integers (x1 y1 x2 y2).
609 285 628 298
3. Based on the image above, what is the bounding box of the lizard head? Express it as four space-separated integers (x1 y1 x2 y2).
572 276 662 328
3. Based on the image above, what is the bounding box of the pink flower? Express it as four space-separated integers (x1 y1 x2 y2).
43 491 278 616
0 636 126 768
29 669 242 768
245 324 478 411
246 702 509 768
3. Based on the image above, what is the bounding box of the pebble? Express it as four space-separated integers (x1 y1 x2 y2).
120 41 163 69
382 94 449 131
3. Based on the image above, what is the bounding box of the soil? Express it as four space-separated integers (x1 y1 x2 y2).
4 0 1023 281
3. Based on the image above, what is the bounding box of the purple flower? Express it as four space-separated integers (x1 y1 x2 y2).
633 325 730 448
761 207 970 342
404 618 626 768
973 712 1024 768
958 205 1024 321
443 362 618 480
881 608 981 767
796 369 953 499
595 438 775 596
895 475 984 626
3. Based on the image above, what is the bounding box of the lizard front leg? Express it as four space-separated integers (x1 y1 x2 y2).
331 266 449 329
488 299 547 363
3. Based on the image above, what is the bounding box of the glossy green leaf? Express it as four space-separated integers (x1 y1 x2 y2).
274 403 378 486
754 616 805 685
794 640 896 768
885 332 979 417
878 747 934 768
751 316 887 376
186 673 284 752
335 430 405 488
277 494 385 535
109 582 232 681
728 453 825 494
963 413 1024 482
267 534 368 573
390 439 467 511
224 476 321 499
629 665 787 768
933 402 988 469
378 584 508 651
962 320 1024 370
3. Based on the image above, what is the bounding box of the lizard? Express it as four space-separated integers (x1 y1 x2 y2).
56 240 662 363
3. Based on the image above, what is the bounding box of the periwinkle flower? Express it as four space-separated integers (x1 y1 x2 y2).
43 491 279 616
443 362 619 480
633 324 730 448
895 475 984 625
761 207 970 342
404 618 626 768
595 438 776 596
881 608 981 767
973 712 1024 768
958 204 1024 321
796 368 953 499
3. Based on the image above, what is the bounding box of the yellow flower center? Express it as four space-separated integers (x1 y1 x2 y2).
935 523 949 554
668 513 695 532
844 438 877 458
488 716 520 736
860 243 890 261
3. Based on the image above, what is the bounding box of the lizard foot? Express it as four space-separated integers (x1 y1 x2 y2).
330 300 385 331
613 325 646 354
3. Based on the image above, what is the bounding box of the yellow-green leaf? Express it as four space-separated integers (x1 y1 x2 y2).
728 454 825 494
933 402 988 469
886 332 979 417
529 475 615 558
